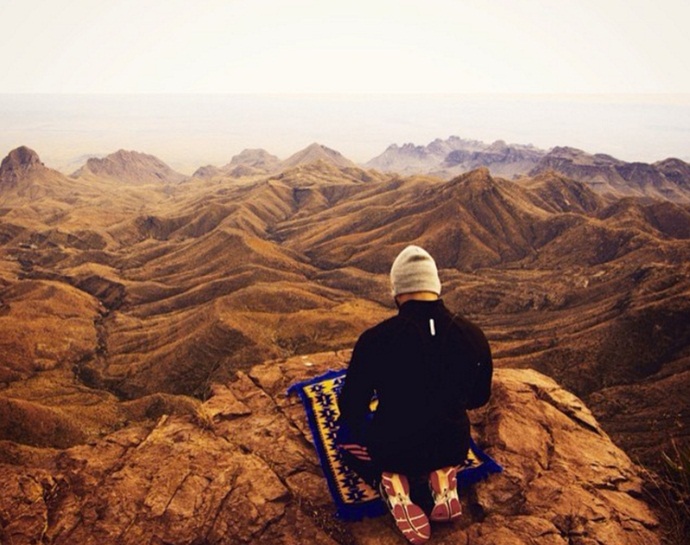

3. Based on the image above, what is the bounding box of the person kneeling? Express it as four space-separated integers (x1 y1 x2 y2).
337 246 493 544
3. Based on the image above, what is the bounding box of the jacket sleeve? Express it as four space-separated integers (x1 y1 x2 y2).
337 332 377 444
465 325 493 410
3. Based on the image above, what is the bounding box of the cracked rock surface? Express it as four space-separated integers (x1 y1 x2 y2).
0 352 660 545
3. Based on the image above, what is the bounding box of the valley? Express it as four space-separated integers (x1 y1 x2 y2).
1 143 689 472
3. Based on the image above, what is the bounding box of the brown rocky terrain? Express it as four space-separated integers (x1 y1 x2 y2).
1 144 688 543
0 352 662 545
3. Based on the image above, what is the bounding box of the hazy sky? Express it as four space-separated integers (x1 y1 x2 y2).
2 0 689 94
1 1 689 171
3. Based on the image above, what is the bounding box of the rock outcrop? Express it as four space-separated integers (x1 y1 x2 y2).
0 352 661 545
0 146 46 188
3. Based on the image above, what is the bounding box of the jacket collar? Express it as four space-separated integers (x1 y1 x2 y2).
398 298 444 315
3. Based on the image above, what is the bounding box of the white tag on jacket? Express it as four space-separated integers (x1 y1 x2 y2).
429 318 436 336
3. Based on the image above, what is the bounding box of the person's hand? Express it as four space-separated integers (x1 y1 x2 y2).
339 443 372 461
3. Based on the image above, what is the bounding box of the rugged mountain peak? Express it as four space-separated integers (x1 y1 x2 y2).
280 143 356 170
365 140 449 174
548 145 585 157
400 142 427 154
539 147 623 168
271 159 366 190
487 139 509 151
0 353 661 544
74 149 186 184
543 146 591 165
543 146 589 162
449 165 494 186
1 146 42 170
367 136 546 179
0 146 45 186
654 157 690 190
655 157 688 170
192 164 223 179
521 171 606 213
227 148 281 170
444 168 509 204
531 148 690 202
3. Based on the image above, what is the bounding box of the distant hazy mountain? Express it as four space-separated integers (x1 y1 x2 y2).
529 146 690 203
654 157 690 191
366 136 690 203
279 143 357 171
0 146 45 188
191 164 224 179
193 143 356 179
193 149 282 179
365 136 546 179
365 136 481 173
0 145 95 205
228 148 281 172
73 149 186 184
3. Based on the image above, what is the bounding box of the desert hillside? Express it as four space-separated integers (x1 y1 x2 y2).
1 143 688 543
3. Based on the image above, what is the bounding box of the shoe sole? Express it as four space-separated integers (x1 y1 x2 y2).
381 472 431 544
429 466 462 522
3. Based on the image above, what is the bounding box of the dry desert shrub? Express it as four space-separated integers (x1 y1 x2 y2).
642 440 690 545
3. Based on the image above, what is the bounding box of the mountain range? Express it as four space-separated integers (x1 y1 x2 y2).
192 143 356 179
61 136 690 204
364 136 544 180
365 136 690 204
0 141 688 542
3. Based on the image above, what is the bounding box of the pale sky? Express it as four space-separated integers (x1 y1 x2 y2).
2 0 689 94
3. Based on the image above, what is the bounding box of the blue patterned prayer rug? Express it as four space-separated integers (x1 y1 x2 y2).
288 369 503 521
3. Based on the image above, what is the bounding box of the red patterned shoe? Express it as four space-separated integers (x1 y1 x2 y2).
380 472 431 544
429 466 462 522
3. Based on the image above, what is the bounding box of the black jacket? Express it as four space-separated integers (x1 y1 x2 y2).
337 299 492 474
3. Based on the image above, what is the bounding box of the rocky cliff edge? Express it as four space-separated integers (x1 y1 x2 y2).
0 352 660 545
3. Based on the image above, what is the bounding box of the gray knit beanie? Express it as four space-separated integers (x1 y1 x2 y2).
390 245 442 296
